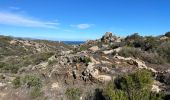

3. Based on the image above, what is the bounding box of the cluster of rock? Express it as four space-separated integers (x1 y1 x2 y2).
81 62 112 83
101 32 122 43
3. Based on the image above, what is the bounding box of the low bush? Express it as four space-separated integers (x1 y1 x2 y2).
103 70 164 100
12 75 42 88
22 75 42 88
165 32 170 37
30 86 43 99
12 76 21 88
157 41 170 62
118 47 166 64
118 47 143 58
0 52 54 73
65 88 82 100
12 75 42 99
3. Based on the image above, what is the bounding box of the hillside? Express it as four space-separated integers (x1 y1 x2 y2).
0 32 170 100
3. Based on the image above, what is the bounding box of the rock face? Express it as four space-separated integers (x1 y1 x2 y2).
101 32 113 43
152 84 161 93
81 62 112 83
103 49 114 55
89 46 99 52
101 32 120 43
156 71 170 85
114 55 157 73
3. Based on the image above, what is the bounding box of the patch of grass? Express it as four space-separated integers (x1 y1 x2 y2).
12 75 43 99
12 76 21 88
84 57 92 64
30 86 43 99
65 88 82 100
0 52 54 73
12 75 42 88
112 64 116 68
118 47 142 58
118 47 166 64
22 75 42 88
157 41 170 62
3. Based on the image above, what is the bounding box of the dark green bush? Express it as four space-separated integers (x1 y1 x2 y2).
0 52 54 73
118 47 142 58
12 76 21 88
12 75 42 98
12 75 42 88
103 70 164 100
84 57 92 64
141 52 165 64
118 47 165 64
125 33 143 41
165 32 170 37
142 36 160 51
22 75 42 88
30 86 43 99
157 41 170 62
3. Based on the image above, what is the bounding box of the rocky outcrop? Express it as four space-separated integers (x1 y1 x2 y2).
89 46 99 52
114 55 157 73
101 32 120 44
156 71 170 85
81 62 112 83
103 50 114 55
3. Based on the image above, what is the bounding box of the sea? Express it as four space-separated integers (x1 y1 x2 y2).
62 41 85 45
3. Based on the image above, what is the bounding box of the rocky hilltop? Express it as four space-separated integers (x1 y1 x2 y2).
0 32 170 100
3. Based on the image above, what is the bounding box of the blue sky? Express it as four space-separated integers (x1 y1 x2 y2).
0 0 169 41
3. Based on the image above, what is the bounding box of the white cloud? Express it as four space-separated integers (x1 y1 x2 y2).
71 24 93 29
0 11 59 29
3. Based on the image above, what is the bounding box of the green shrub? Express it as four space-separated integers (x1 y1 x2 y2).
30 86 43 99
12 75 42 98
125 33 142 41
157 41 170 62
165 31 170 37
65 88 81 100
22 75 42 88
112 64 116 68
142 36 160 51
104 81 128 100
30 52 54 65
141 52 165 64
12 75 42 88
103 70 164 100
84 57 91 64
12 76 21 88
0 52 54 73
0 62 6 69
118 47 165 64
118 47 142 58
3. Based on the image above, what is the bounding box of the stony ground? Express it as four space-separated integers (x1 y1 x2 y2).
0 32 170 100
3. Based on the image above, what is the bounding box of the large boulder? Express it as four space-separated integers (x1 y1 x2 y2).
101 32 113 43
89 46 99 52
81 62 112 83
101 32 119 44
103 49 114 55
156 71 170 85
